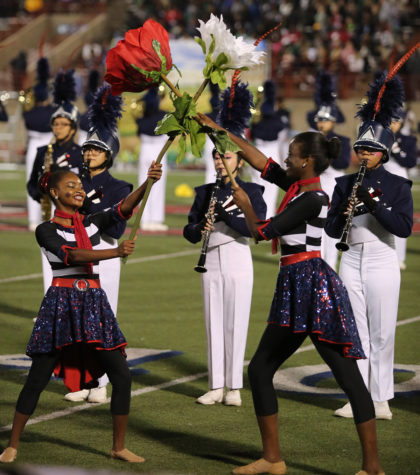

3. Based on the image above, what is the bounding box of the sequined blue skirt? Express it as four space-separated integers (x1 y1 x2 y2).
268 258 365 359
27 286 127 356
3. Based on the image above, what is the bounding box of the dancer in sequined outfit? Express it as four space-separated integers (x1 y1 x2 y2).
0 163 162 465
198 111 384 475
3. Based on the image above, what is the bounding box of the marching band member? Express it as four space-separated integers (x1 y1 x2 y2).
22 57 55 231
64 85 132 404
77 69 100 146
197 109 384 474
307 70 351 270
203 82 221 184
250 80 290 218
326 73 413 421
27 69 83 294
136 87 168 231
0 162 162 464
184 81 266 406
384 106 418 270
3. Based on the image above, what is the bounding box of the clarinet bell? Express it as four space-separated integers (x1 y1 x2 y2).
194 265 207 273
335 241 349 252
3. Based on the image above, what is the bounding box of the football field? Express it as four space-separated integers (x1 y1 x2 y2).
0 167 419 474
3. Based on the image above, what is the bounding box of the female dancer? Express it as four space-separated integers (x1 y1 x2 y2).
0 162 162 464
198 111 384 475
65 85 133 404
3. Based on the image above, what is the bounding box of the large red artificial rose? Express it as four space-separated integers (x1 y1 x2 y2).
105 19 172 96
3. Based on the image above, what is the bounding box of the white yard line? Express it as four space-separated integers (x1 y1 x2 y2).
0 249 197 284
0 372 208 433
2 316 420 432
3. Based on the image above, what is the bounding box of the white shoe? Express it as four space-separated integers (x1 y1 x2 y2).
196 388 224 405
334 402 353 418
224 389 242 406
64 389 89 402
140 222 168 231
87 386 107 403
28 223 38 232
374 401 392 420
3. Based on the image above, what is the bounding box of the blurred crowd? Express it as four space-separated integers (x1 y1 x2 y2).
2 0 420 99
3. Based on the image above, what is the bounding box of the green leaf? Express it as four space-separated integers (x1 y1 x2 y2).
186 119 206 157
210 130 242 156
172 63 182 78
154 113 185 136
210 69 227 90
214 52 229 68
194 36 206 55
208 34 216 57
130 64 161 83
172 92 196 122
176 135 187 163
152 39 166 72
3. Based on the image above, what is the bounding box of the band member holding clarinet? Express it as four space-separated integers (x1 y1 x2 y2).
27 69 83 295
184 81 266 407
326 72 414 421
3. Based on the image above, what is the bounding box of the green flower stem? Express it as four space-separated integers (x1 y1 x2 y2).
193 78 210 101
122 136 174 264
122 76 211 263
161 73 182 98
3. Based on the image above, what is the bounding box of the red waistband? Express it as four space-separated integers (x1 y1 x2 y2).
280 251 321 267
51 277 101 291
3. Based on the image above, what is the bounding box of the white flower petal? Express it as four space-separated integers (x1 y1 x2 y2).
196 14 265 69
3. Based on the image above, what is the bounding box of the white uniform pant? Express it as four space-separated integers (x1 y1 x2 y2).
138 134 168 225
384 159 409 264
96 235 121 387
320 166 343 271
339 240 400 401
204 136 216 184
249 138 282 219
201 240 253 389
26 131 53 228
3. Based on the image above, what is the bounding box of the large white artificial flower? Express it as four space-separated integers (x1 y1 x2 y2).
196 14 265 69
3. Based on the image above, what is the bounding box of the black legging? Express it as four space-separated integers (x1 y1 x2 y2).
16 349 131 416
248 324 375 424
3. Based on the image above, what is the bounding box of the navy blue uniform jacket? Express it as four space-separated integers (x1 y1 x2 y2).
81 170 132 239
27 141 83 202
184 178 267 244
325 165 413 239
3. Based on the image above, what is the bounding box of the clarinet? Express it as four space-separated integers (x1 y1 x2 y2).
336 159 368 252
194 169 223 273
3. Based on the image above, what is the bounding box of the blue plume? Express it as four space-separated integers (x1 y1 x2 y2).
218 81 254 137
314 70 336 106
85 70 100 106
36 57 49 84
209 82 220 112
263 80 276 103
53 69 76 104
355 73 405 128
88 84 123 131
